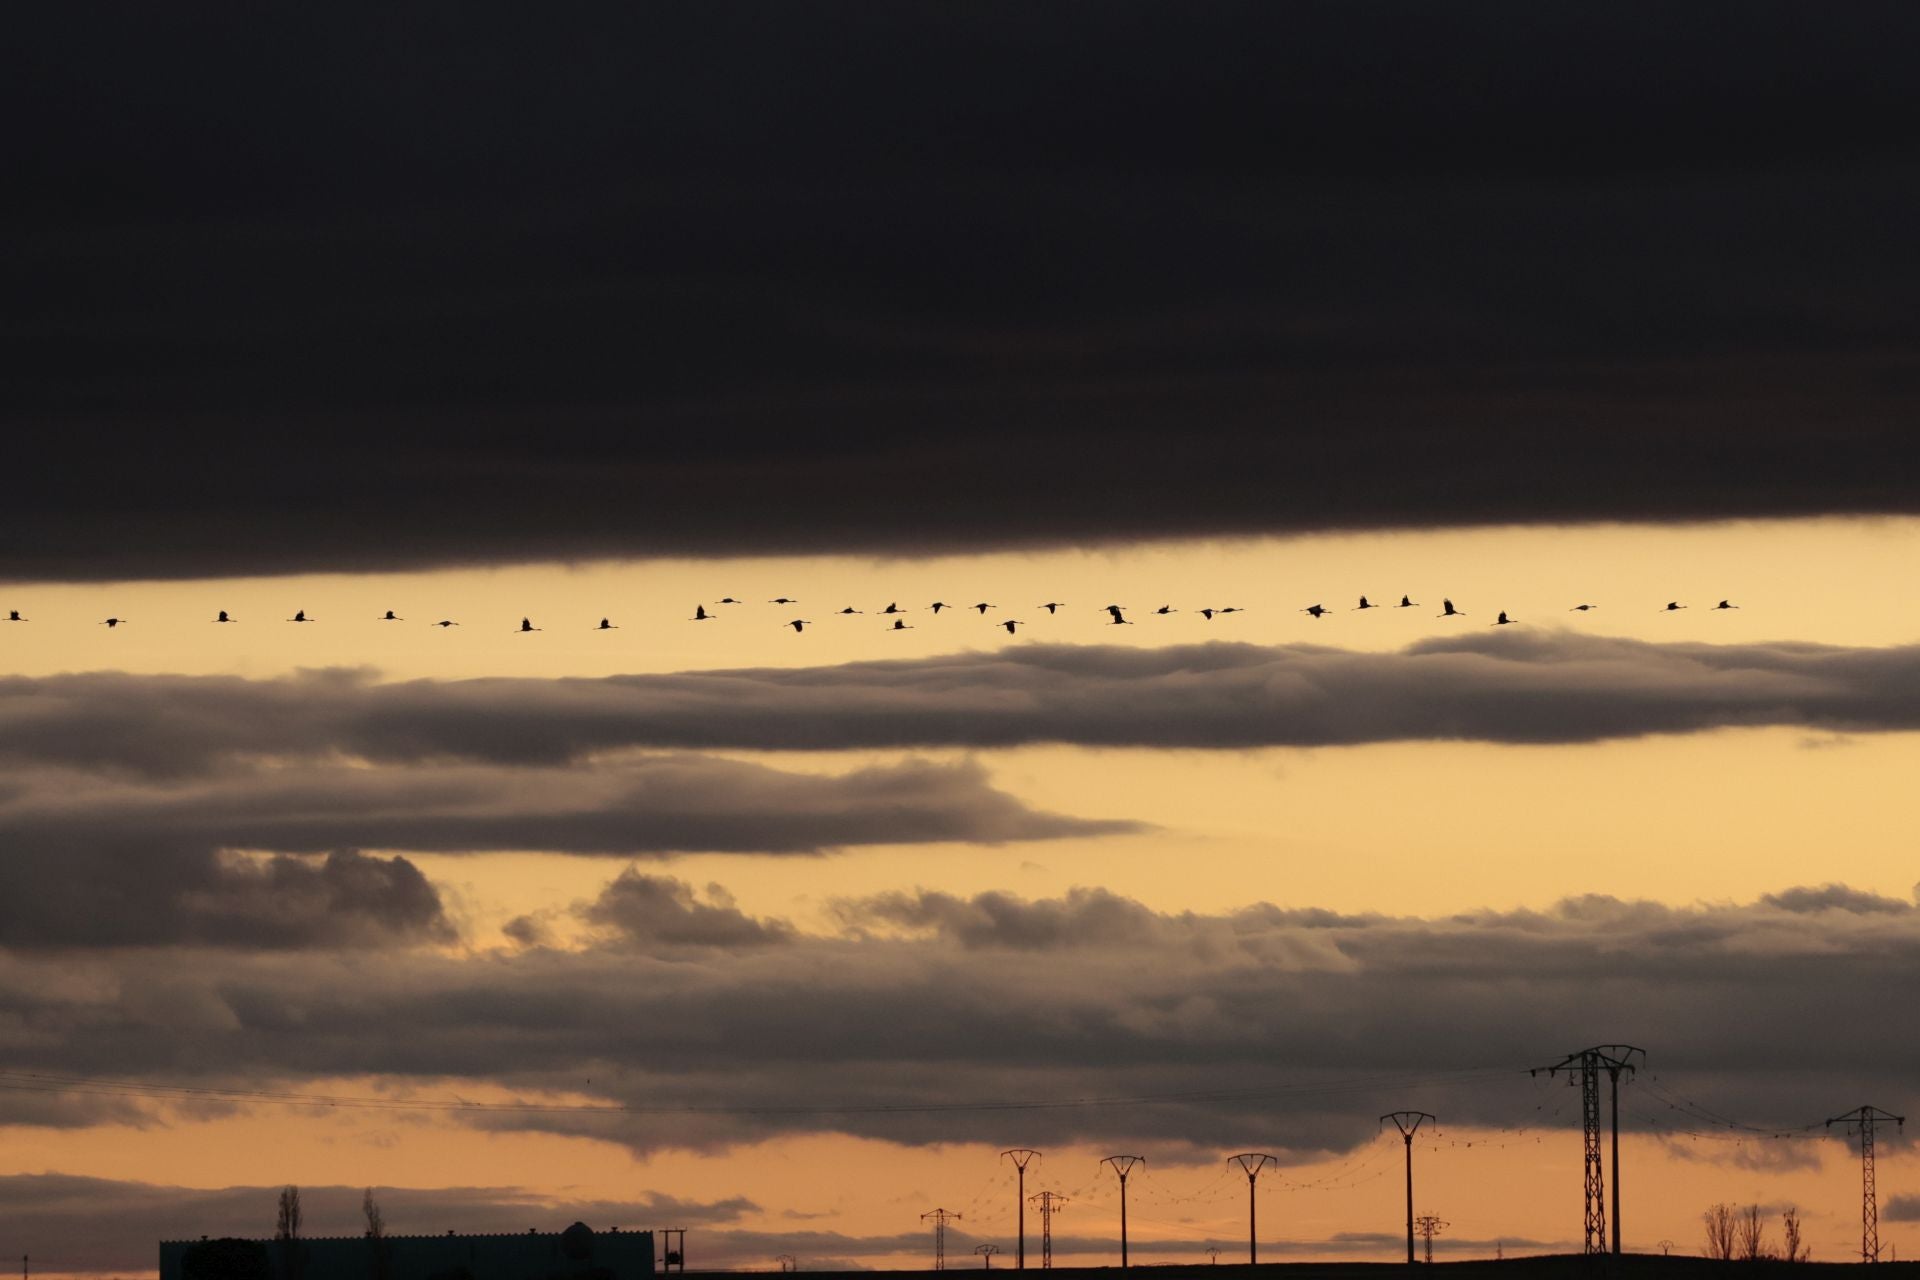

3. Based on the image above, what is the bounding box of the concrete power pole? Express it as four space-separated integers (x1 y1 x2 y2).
1228 1154 1277 1265
1001 1150 1041 1270
1102 1156 1145 1268
1381 1112 1436 1267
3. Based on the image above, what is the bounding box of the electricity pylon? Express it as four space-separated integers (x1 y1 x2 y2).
924 1209 962 1271
1382 1111 1436 1266
1001 1150 1041 1270
1531 1045 1643 1253
1102 1155 1145 1268
1414 1215 1449 1265
974 1245 1000 1270
1228 1153 1278 1265
1029 1192 1067 1269
1827 1106 1906 1262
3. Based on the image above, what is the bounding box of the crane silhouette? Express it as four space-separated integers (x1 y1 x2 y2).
1155 605 1177 615
1714 599 1740 610
1219 606 1244 614
882 603 904 614
432 619 459 628
973 602 995 614
101 618 127 627
929 602 951 613
1570 603 1598 611
693 605 713 621
1199 608 1217 620
214 610 233 623
769 597 798 605
1107 607 1134 625
717 597 743 605
1000 619 1024 634
889 618 914 631
1665 601 1688 611
1438 598 1465 617
786 619 813 632
1355 596 1378 610
1495 610 1515 625
5 611 24 622
837 606 863 615
381 610 402 621
1397 595 1418 608
287 610 313 622
1301 604 1329 619
1040 602 1064 614
518 617 542 632
596 618 618 630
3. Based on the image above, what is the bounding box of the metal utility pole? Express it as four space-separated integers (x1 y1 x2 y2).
1531 1045 1643 1254
1001 1150 1041 1270
924 1209 962 1271
975 1245 1000 1270
1381 1112 1436 1266
1228 1154 1277 1265
775 1255 797 1273
660 1228 687 1273
1029 1193 1067 1269
1826 1106 1906 1262
1414 1216 1449 1265
1102 1156 1145 1268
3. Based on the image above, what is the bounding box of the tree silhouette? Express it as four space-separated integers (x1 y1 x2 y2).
275 1187 304 1280
364 1188 389 1280
1702 1203 1737 1261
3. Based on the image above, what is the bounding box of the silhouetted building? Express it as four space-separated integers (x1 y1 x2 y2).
160 1223 652 1280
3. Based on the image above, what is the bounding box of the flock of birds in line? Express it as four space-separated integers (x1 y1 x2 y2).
4 596 1745 634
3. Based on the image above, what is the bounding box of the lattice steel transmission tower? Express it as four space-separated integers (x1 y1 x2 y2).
924 1209 962 1271
1102 1155 1145 1268
1532 1045 1642 1254
1001 1149 1041 1270
1029 1192 1067 1269
1228 1153 1278 1265
1382 1111 1436 1266
974 1245 1000 1270
1827 1106 1905 1262
1414 1215 1449 1265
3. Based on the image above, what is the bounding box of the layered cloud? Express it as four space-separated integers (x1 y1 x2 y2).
7 8 1920 576
7 636 1920 777
0 757 1125 949
2 883 1914 1160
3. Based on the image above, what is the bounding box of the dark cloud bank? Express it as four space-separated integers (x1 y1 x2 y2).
6 635 1918 776
6 4 1920 579
4 881 1918 1167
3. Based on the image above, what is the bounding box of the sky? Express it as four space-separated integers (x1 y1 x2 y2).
4 3 1920 1275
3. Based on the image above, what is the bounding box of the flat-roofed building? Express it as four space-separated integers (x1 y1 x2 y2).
160 1222 653 1280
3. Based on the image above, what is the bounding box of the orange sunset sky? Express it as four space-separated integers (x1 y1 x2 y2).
9 4 1920 1275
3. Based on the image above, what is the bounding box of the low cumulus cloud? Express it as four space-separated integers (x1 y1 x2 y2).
0 1174 752 1273
0 757 1126 950
6 635 1920 777
574 871 794 951
0 883 1914 1162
